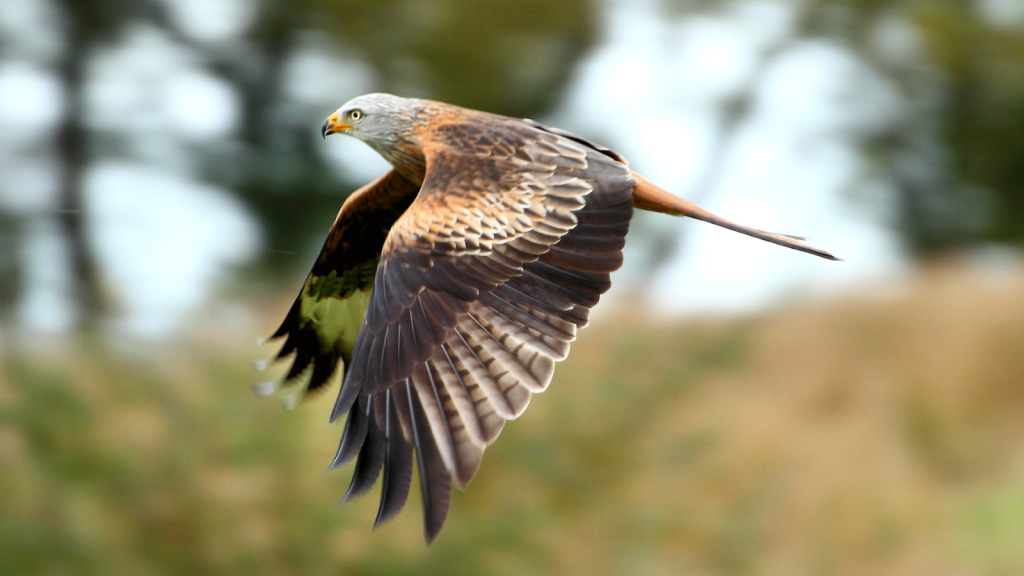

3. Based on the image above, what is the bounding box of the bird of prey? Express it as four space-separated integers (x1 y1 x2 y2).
257 93 836 543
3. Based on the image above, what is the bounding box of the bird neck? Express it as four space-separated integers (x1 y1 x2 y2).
366 102 441 186
378 140 427 186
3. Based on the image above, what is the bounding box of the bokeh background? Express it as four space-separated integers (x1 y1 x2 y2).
3 0 1024 574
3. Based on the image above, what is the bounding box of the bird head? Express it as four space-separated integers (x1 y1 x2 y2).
321 93 420 147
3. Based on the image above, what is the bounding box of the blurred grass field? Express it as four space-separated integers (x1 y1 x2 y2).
4 261 1024 576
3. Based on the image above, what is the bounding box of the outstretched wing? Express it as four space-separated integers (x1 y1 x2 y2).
260 170 419 406
328 113 636 541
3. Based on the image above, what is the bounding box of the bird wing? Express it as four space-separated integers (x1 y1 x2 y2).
260 169 419 406
329 114 636 541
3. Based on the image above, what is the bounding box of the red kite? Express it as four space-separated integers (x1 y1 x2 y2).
260 94 836 542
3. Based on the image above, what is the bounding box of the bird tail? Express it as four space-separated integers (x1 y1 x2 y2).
630 172 840 261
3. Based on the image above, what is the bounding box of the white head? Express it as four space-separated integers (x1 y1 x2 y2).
321 93 423 151
321 93 433 182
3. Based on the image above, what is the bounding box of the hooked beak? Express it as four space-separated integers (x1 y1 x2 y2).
321 112 353 139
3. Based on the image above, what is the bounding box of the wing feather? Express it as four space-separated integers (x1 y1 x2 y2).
434 344 488 446
329 394 370 471
403 381 451 543
342 394 386 502
374 390 414 527
472 299 570 360
409 363 458 474
459 312 550 393
445 328 520 419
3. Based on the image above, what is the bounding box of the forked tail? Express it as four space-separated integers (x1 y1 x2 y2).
631 172 840 261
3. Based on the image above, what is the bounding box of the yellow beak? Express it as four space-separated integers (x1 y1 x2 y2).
321 112 353 139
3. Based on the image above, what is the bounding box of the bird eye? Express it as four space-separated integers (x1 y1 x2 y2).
349 109 363 121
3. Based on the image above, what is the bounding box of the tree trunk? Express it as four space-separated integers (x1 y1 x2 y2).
55 14 103 327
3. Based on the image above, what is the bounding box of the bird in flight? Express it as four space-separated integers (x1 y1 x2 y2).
257 93 837 543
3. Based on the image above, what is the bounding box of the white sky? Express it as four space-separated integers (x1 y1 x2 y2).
550 0 907 314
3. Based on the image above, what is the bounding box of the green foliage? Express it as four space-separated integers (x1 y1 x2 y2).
0 212 21 314
6 273 1024 574
304 0 597 117
953 484 1024 574
0 318 751 576
806 0 1024 254
913 2 1024 250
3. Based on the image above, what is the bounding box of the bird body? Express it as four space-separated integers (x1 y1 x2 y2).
261 94 836 542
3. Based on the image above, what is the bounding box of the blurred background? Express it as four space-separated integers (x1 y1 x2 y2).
3 0 1024 573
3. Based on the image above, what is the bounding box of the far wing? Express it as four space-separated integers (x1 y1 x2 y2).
260 170 419 406
328 116 636 541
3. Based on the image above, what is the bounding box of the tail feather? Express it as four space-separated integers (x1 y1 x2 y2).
631 172 840 261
